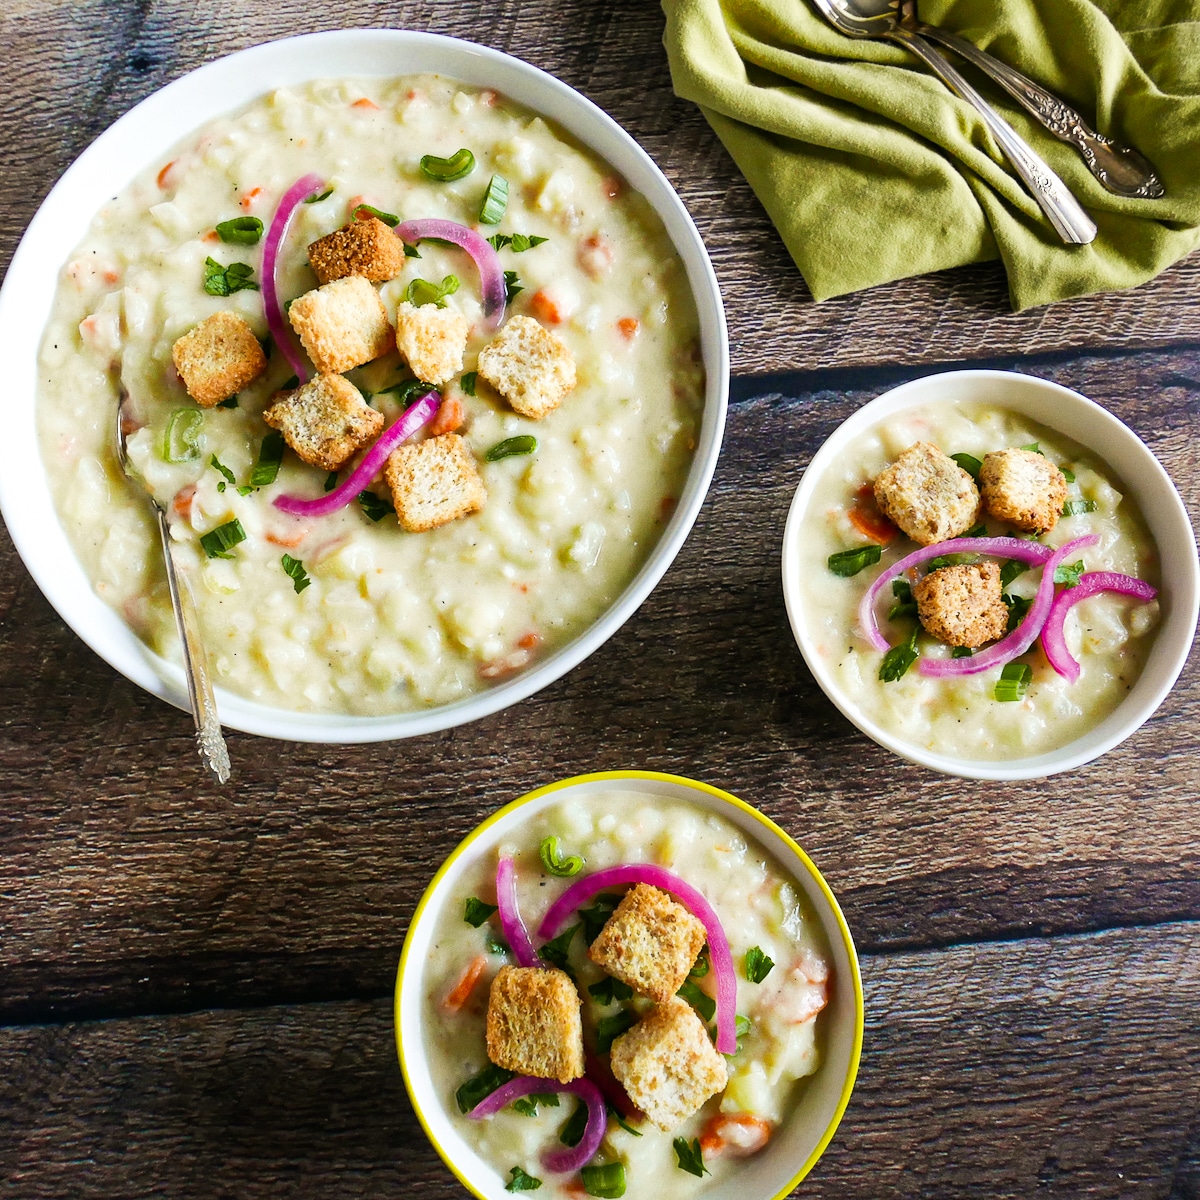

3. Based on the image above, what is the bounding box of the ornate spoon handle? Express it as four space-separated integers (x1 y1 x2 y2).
153 505 231 784
911 21 1164 199
888 27 1097 244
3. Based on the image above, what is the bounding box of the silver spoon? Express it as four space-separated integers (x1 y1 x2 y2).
115 393 231 784
808 0 1098 244
898 1 1163 199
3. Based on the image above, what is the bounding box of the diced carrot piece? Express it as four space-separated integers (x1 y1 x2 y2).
562 1183 588 1200
102 269 120 285
479 89 498 106
479 648 532 680
516 631 541 651
577 234 614 280
699 1113 772 1160
156 159 179 189
240 187 264 212
443 955 488 1012
529 289 564 325
427 396 465 437
172 485 197 520
202 230 219 243
617 317 639 340
351 97 380 110
848 506 897 545
265 529 307 549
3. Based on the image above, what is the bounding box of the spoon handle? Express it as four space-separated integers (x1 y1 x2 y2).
890 28 1097 245
913 24 1163 200
153 505 231 784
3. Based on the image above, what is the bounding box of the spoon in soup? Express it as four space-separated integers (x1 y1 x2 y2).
115 392 231 784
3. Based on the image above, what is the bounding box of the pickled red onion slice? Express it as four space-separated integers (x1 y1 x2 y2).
467 1075 606 1173
537 865 737 1054
394 218 507 330
272 391 438 518
495 856 539 969
263 173 324 382
857 536 1056 652
918 535 1098 677
1041 571 1158 682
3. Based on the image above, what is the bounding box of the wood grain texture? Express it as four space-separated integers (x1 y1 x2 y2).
2 0 1200 376
1 924 1196 1198
2 346 1196 1023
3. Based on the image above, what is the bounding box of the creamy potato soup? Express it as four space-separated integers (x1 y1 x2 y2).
37 77 703 714
422 791 832 1198
799 404 1160 760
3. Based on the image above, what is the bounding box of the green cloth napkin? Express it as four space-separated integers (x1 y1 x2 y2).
661 0 1200 308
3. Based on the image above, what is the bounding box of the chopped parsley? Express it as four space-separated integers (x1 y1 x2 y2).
559 1099 589 1147
539 924 579 977
672 1137 709 1178
676 978 715 1022
505 1166 542 1192
743 946 775 983
579 894 623 942
488 233 550 252
503 269 524 304
248 431 284 488
202 256 258 296
357 490 395 522
280 554 311 594
455 1063 516 1114
1053 559 1086 588
950 452 982 479
464 897 498 927
587 976 634 1005
407 274 460 308
879 624 920 682
199 519 246 560
828 544 882 577
595 1008 638 1054
304 186 334 204
460 371 478 396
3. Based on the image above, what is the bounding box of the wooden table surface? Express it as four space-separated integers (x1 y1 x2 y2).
2 2 1197 1197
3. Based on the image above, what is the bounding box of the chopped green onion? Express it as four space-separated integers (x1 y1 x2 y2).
995 661 1032 702
676 978 716 1022
879 625 919 682
479 174 510 224
673 1137 709 1178
455 1063 515 1114
503 270 524 304
950 452 982 480
539 924 579 977
999 560 1028 589
828 544 882 577
486 435 538 462
595 1007 638 1053
539 835 584 877
215 396 239 409
743 946 775 984
464 897 498 927
505 1166 542 1192
358 491 395 522
406 274 460 308
951 646 974 658
249 431 285 488
1054 559 1086 588
162 409 203 463
580 1162 626 1199
1062 499 1098 516
606 1100 642 1137
559 1100 589 1147
199 518 246 560
688 945 710 978
1004 592 1033 632
579 894 623 942
460 371 478 396
281 554 311 594
323 470 339 493
587 976 634 1005
202 256 258 296
304 187 334 204
353 203 399 227
420 147 476 181
215 216 264 245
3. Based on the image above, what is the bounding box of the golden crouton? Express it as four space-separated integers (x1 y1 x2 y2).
171 311 266 407
913 562 1009 648
485 966 584 1083
307 216 408 285
980 448 1068 533
262 374 383 471
609 997 728 1131
394 301 470 386
287 276 393 375
588 883 707 1004
383 433 487 533
477 315 576 420
873 442 981 546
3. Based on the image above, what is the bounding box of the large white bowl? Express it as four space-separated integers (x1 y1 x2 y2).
395 770 864 1200
0 30 728 743
781 369 1199 781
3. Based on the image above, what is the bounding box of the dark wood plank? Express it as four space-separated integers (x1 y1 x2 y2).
2 345 1196 1022
2 0 1199 377
2 923 1196 1198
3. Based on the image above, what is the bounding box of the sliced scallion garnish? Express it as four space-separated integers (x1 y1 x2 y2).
162 409 203 463
304 187 334 204
486 435 537 463
420 147 476 181
539 924 579 978
580 1162 626 1199
1062 499 1098 516
352 203 399 227
199 518 246 560
281 553 311 594
539 835 584 877
478 174 509 224
994 661 1032 702
215 216 264 245
828 544 882 578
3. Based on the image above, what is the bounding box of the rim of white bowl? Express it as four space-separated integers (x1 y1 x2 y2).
394 770 865 1200
781 368 1199 781
0 29 729 744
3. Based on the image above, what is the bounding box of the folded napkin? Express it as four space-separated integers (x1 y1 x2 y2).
661 0 1200 309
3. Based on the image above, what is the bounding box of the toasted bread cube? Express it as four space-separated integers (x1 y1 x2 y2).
588 883 706 1004
394 301 470 386
384 433 486 533
609 997 728 1131
307 216 408 285
980 448 1068 533
485 966 585 1083
914 562 1009 648
171 311 266 407
873 442 981 546
287 276 392 375
262 374 383 471
477 315 576 420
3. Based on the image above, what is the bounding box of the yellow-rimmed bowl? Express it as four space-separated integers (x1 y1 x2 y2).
394 770 864 1200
